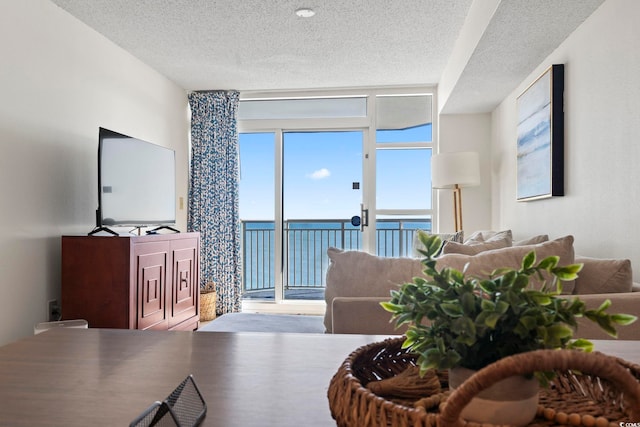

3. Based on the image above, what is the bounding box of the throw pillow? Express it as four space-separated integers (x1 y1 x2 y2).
434 235 576 294
466 230 513 246
514 234 549 246
572 256 632 294
464 230 484 243
485 229 513 244
466 229 510 239
324 247 425 333
412 230 464 258
441 238 511 255
463 233 485 245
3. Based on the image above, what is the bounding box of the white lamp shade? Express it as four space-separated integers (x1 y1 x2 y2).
431 151 480 189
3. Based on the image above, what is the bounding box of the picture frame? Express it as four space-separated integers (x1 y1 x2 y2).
516 64 564 201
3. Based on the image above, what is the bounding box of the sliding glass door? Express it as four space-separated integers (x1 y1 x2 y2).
282 131 363 299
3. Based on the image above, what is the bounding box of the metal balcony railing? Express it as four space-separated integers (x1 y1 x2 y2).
241 219 431 295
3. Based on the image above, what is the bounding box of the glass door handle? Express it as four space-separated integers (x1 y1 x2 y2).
350 205 368 231
360 203 369 231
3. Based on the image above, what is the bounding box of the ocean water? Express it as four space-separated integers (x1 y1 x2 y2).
241 220 431 291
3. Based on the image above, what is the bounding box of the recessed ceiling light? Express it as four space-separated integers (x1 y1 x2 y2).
295 7 315 18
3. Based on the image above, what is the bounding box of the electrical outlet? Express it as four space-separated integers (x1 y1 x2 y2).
48 299 61 322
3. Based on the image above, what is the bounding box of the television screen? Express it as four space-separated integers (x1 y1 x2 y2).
97 127 176 228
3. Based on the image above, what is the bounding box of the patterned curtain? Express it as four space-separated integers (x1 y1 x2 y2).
188 91 241 314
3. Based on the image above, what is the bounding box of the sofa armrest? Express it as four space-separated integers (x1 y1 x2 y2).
331 297 406 335
574 292 640 340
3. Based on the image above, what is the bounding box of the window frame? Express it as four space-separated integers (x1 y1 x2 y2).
238 87 437 313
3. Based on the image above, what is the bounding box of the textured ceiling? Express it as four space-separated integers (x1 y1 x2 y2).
442 0 605 113
49 0 604 113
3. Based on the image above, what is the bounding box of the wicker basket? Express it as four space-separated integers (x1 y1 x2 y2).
199 283 217 321
327 337 640 427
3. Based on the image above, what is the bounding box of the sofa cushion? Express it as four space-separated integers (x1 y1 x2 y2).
331 297 407 335
574 292 640 340
412 230 464 257
441 238 511 255
434 235 576 294
324 247 424 333
572 256 632 294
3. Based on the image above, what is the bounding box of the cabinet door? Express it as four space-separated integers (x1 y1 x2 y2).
61 236 132 329
134 241 169 330
168 238 199 328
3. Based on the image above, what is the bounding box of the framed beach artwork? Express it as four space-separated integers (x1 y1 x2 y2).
516 64 564 201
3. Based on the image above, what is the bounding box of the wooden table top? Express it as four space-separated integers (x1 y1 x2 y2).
0 328 637 426
0 328 390 426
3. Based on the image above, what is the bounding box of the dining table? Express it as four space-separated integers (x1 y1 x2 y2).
0 328 638 426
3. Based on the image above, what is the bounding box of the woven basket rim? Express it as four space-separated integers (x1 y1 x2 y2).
327 337 640 427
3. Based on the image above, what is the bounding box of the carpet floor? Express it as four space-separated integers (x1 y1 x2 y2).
197 313 325 333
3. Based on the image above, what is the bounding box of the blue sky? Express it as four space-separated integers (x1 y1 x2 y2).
239 125 432 221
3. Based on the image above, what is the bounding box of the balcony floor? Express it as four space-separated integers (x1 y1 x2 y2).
243 288 325 300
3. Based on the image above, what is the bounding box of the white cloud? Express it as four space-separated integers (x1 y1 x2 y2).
308 168 331 180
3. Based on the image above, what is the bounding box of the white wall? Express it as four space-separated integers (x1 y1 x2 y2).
491 0 640 272
436 114 493 234
0 0 190 345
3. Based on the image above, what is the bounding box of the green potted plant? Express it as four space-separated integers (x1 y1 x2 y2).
381 232 637 426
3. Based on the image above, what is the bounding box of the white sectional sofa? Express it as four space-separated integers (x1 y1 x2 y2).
324 233 640 340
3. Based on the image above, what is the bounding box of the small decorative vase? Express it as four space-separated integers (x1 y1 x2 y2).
449 366 539 427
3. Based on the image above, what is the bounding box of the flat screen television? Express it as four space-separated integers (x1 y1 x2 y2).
91 127 177 235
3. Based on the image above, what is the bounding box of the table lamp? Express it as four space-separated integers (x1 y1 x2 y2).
431 151 480 232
